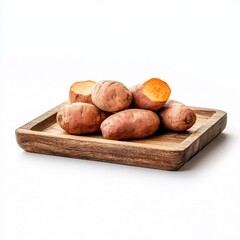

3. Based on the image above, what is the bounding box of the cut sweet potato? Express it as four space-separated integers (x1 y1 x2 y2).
130 78 171 111
69 80 96 104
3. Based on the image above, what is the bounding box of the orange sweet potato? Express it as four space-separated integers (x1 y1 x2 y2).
69 80 96 104
100 109 160 140
57 102 109 134
91 80 132 112
158 102 196 131
130 78 171 111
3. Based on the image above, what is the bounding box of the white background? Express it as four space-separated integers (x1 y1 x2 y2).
1 0 240 239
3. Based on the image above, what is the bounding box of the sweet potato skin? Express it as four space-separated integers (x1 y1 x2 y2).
130 82 170 111
92 80 132 112
69 80 96 104
164 99 185 107
158 105 196 131
100 109 160 140
57 102 109 134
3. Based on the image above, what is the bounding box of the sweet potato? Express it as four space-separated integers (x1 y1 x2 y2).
91 80 132 112
164 99 185 107
158 103 196 131
100 109 160 140
69 80 96 104
130 78 171 111
57 102 109 134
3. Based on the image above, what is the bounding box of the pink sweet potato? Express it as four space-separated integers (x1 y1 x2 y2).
100 109 160 140
91 80 132 112
57 102 109 134
158 102 196 131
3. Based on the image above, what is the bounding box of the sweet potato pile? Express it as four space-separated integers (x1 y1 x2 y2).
57 78 196 140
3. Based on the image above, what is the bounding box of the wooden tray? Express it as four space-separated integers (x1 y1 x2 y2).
15 102 227 170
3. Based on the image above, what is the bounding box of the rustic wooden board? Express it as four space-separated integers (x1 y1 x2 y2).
15 102 227 170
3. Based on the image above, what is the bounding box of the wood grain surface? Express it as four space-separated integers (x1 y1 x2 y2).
15 102 227 170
